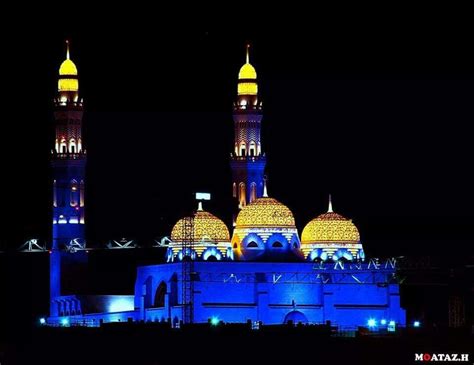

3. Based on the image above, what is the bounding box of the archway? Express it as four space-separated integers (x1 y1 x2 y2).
153 281 167 308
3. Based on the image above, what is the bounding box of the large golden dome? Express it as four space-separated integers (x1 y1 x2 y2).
171 206 230 243
301 207 360 244
236 197 296 228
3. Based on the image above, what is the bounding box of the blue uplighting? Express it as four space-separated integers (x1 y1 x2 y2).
61 317 70 326
367 318 377 328
413 320 420 328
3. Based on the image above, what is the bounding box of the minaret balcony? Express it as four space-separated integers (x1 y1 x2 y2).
231 154 266 162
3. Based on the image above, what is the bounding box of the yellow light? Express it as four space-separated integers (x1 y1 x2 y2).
58 78 78 92
59 59 78 76
238 63 257 80
171 210 230 242
301 212 360 244
235 197 296 228
238 82 258 95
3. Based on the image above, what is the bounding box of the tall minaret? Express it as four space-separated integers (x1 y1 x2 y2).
230 45 266 208
50 41 87 313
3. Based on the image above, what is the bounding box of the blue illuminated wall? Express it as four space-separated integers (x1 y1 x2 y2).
133 261 406 328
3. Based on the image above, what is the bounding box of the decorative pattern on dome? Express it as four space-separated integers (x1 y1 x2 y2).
301 212 360 244
236 197 296 228
171 210 230 243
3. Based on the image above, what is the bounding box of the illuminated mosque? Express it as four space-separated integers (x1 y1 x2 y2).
46 43 406 329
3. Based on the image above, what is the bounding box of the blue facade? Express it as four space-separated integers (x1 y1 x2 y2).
47 260 405 329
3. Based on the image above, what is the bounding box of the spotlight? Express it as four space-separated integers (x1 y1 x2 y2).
61 318 69 326
380 319 387 325
210 316 220 326
413 321 420 328
39 318 46 325
367 318 377 328
389 320 395 326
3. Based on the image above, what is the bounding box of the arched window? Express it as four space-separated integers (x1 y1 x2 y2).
53 180 57 207
239 141 246 157
60 139 67 154
69 139 76 154
77 139 82 153
206 255 217 262
79 180 85 207
153 282 167 308
250 182 257 203
233 243 237 249
239 182 246 207
70 180 79 207
55 139 59 153
232 182 237 198
272 241 283 248
249 141 256 157
247 241 258 248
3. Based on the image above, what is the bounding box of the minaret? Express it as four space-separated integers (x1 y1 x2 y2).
50 41 87 314
230 45 266 208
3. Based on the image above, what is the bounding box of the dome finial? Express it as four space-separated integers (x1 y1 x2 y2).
246 44 250 64
197 201 203 211
263 177 268 198
328 194 333 213
66 39 70 60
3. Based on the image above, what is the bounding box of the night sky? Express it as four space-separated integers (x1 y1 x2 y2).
5 24 474 258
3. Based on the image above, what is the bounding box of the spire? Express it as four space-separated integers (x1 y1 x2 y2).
328 194 333 213
246 44 250 64
66 40 70 60
197 201 203 211
263 178 268 198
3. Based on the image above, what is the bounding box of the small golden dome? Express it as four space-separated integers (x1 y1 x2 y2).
236 197 296 228
301 199 360 244
239 63 257 80
59 59 78 76
58 41 78 92
238 44 257 80
171 206 230 243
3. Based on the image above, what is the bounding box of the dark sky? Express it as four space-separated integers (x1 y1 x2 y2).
5 24 474 257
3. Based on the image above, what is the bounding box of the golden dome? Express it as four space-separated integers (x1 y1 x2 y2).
236 197 296 228
239 63 257 80
59 59 78 76
171 205 230 243
58 41 78 92
238 45 257 80
301 199 360 244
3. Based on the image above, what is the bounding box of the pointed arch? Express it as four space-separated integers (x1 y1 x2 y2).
153 281 167 308
250 182 257 203
239 182 246 207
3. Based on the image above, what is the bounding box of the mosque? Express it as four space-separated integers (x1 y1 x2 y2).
46 43 406 329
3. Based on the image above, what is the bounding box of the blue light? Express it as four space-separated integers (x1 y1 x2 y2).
367 318 377 328
61 317 69 326
380 319 387 325
210 316 220 326
39 318 46 325
108 297 134 313
389 320 395 326
413 321 420 328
